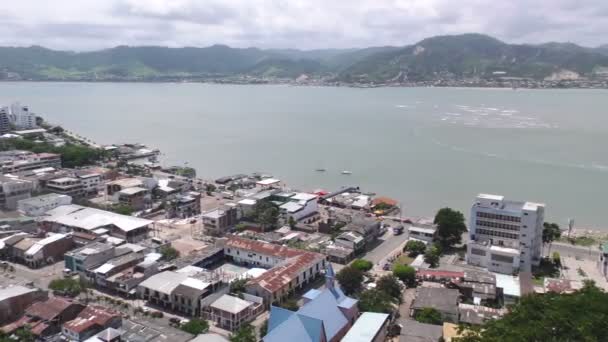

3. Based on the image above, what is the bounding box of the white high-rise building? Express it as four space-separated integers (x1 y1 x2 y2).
8 102 36 129
466 194 545 274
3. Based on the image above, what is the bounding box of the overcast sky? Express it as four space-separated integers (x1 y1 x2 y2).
1 0 606 50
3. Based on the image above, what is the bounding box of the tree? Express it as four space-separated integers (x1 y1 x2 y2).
392 264 417 287
543 222 561 255
230 324 256 342
180 318 209 335
252 201 279 230
111 204 134 215
376 274 403 302
404 240 427 257
160 245 180 261
49 277 82 297
455 284 608 342
205 183 216 195
358 289 394 313
552 251 561 267
230 278 248 295
235 223 248 232
13 326 34 342
414 308 443 325
279 298 299 311
336 266 364 295
351 259 373 272
424 245 441 268
260 319 269 337
434 207 467 249
288 216 296 229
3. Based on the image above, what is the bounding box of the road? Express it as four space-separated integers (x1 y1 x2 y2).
364 230 410 265
547 242 600 260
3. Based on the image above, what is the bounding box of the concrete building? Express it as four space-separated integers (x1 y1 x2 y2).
341 312 390 342
76 173 102 196
206 294 264 331
105 178 156 202
0 285 48 324
411 288 460 323
0 107 10 134
62 305 121 341
7 103 36 129
117 187 151 211
0 176 33 210
89 252 145 288
408 226 437 244
202 207 238 236
105 256 161 296
64 243 116 274
335 231 365 252
0 152 61 173
165 193 201 219
23 233 73 268
41 204 152 243
46 177 85 198
466 194 545 274
17 193 72 216
276 192 319 222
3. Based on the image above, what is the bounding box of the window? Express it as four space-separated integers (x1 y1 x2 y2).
491 254 514 263
471 248 486 256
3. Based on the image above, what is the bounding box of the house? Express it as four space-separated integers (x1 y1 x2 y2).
2 297 85 337
62 305 122 341
399 319 443 342
342 217 381 247
64 243 116 274
22 233 74 268
117 187 151 211
456 271 497 303
82 327 123 342
137 270 217 316
458 303 506 325
224 236 326 305
202 207 238 236
76 172 102 197
335 231 365 252
0 285 48 324
105 255 161 296
411 288 460 323
263 265 358 342
17 193 72 216
165 193 201 219
0 176 33 210
89 252 145 287
46 177 85 198
494 273 521 305
408 226 437 244
41 204 152 243
276 192 319 222
206 294 264 331
341 312 390 342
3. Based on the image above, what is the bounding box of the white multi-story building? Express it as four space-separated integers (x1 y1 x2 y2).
17 193 72 216
8 103 36 129
0 176 33 210
466 194 545 274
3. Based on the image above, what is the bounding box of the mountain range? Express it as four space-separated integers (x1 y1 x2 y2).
1 34 607 83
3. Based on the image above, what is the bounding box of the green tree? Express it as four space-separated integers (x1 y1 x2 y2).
543 222 562 255
358 288 394 313
434 208 467 249
13 326 35 342
376 274 403 302
455 283 608 342
424 245 441 268
414 308 443 325
404 240 427 257
393 264 417 287
279 298 299 311
180 318 209 335
49 277 82 297
235 223 248 232
230 324 256 342
288 216 296 229
336 266 364 295
111 204 134 215
253 201 280 230
205 184 216 195
351 259 373 272
160 245 180 261
230 278 248 295
260 319 269 337
552 251 561 267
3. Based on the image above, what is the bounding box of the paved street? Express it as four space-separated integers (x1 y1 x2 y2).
364 229 410 266
548 242 600 261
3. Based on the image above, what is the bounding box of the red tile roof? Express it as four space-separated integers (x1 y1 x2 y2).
248 252 325 293
1 316 32 334
63 305 119 334
30 322 50 336
26 297 75 321
226 236 304 259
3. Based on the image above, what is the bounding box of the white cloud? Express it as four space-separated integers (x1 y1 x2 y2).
0 0 606 50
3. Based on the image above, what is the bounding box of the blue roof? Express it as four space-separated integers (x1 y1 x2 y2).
298 290 349 341
303 288 321 301
268 306 295 332
264 308 325 342
338 296 358 309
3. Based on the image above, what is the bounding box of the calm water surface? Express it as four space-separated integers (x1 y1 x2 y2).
1 82 607 228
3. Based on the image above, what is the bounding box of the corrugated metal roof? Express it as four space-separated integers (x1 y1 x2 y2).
341 312 389 342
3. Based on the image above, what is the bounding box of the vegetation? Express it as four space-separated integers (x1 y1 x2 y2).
336 265 364 295
260 319 268 337
434 208 467 249
392 264 417 287
278 298 299 311
404 240 427 257
351 259 373 272
110 204 134 215
205 183 217 195
251 201 280 231
288 216 296 229
0 138 103 168
375 274 403 302
542 222 562 254
414 308 443 325
0 326 35 342
357 288 395 314
455 283 608 342
552 252 561 267
180 318 209 335
160 245 180 261
230 324 257 342
424 245 441 268
49 277 83 297
230 278 248 295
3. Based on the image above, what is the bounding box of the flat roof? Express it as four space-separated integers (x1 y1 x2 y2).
279 202 303 213
256 178 280 186
494 273 521 297
42 204 152 232
341 312 389 342
291 193 318 202
477 194 504 201
409 226 437 234
238 198 256 206
210 294 253 314
118 187 147 195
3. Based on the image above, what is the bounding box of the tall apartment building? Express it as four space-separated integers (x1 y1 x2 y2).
466 194 545 274
8 103 36 129
0 107 10 134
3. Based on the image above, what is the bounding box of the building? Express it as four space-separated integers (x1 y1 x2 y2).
0 107 10 134
64 243 116 274
62 305 121 341
411 287 460 323
598 245 608 281
6 103 36 129
0 176 33 210
17 193 72 216
494 273 521 305
41 204 152 243
456 271 497 303
90 252 145 287
0 285 48 324
202 207 238 236
105 178 157 203
466 194 545 274
117 187 151 211
165 193 201 219
408 226 437 244
335 231 365 252
276 192 319 222
263 265 358 342
341 217 382 247
2 297 85 338
458 303 506 325
105 256 161 296
399 320 443 342
0 152 61 173
224 236 326 305
22 233 74 268
137 270 217 316
341 312 389 342
77 173 102 196
206 294 264 331
46 177 85 198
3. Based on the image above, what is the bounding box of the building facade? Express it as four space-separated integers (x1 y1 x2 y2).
8 103 36 130
466 194 545 274
17 193 72 216
0 176 33 210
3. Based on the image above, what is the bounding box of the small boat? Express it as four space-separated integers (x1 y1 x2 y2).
315 168 326 172
341 170 352 175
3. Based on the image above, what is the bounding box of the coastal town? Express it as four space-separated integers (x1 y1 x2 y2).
0 102 606 342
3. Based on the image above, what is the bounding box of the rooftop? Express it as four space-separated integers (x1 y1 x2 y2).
210 294 253 314
256 178 280 186
25 233 69 256
63 305 120 334
226 236 305 259
17 193 71 207
107 178 143 188
399 319 443 342
494 273 521 297
411 287 459 315
250 252 325 293
26 297 79 321
341 312 389 342
0 285 37 302
118 187 147 195
42 204 152 232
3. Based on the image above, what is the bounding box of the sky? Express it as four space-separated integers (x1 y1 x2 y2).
0 0 607 51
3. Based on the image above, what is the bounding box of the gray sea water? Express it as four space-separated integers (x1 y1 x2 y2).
1 82 607 228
